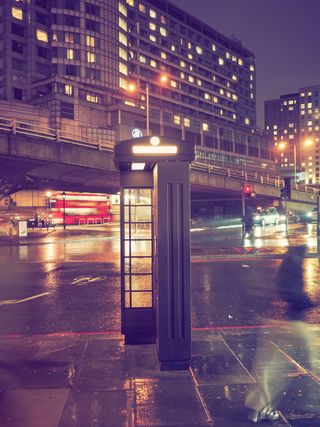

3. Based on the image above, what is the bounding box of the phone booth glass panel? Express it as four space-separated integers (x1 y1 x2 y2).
122 188 153 310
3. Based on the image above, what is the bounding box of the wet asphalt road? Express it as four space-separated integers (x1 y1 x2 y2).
0 224 319 335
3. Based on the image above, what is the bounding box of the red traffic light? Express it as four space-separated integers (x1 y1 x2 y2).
244 185 251 194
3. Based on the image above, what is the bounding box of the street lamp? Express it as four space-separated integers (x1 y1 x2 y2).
62 191 66 230
127 74 169 137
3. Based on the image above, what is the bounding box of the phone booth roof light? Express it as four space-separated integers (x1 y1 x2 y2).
114 136 195 171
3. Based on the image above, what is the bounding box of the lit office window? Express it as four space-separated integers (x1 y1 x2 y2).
161 51 167 59
119 47 127 61
52 32 58 41
139 3 146 13
196 46 203 54
139 55 146 63
245 117 250 125
202 123 209 132
250 93 254 99
171 44 176 52
232 55 237 62
308 102 313 108
301 103 305 109
119 2 127 16
119 32 128 46
232 94 238 101
180 60 186 68
87 52 96 63
119 77 128 89
232 75 237 81
188 75 194 83
64 85 73 96
149 22 156 31
173 115 181 125
233 113 237 120
219 88 224 95
188 53 193 60
36 29 48 43
184 118 190 127
86 35 95 47
308 91 312 96
12 7 23 20
187 42 192 49
86 94 100 103
212 44 216 51
238 58 243 66
180 72 185 79
170 80 177 88
150 9 156 18
149 34 156 42
126 0 134 5
150 59 157 68
160 27 167 37
197 79 202 86
213 96 218 103
119 17 127 31
67 48 74 59
119 62 128 75
250 65 255 71
226 52 231 59
218 58 224 66
204 93 210 100
300 92 305 97
220 109 224 116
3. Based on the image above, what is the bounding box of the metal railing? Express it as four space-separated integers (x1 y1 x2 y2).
0 117 114 152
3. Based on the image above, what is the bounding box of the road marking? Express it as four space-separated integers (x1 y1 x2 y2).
0 291 49 306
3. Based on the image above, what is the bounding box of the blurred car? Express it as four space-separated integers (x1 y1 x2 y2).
253 207 280 226
279 211 300 224
305 207 318 223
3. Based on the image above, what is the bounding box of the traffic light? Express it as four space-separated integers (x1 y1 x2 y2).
280 187 287 199
280 178 291 200
284 177 291 199
243 184 254 198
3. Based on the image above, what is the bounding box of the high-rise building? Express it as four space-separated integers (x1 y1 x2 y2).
265 85 320 184
0 0 271 161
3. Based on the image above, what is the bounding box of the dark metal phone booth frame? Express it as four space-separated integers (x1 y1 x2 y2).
114 136 195 370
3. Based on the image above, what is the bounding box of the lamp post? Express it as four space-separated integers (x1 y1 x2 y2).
62 191 66 230
128 74 168 137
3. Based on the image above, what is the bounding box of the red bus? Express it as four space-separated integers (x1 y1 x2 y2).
50 192 112 225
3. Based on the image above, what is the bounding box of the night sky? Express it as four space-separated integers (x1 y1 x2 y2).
169 0 320 129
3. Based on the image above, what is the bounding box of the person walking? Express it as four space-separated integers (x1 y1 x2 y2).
245 245 316 423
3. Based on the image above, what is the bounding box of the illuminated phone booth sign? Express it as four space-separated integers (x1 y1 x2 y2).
114 136 195 370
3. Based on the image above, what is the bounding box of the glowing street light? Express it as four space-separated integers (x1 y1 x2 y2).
277 138 314 183
127 74 169 137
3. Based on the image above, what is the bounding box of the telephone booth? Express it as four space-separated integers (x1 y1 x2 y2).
114 136 195 370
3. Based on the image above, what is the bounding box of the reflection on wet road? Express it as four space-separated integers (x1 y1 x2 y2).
0 224 319 336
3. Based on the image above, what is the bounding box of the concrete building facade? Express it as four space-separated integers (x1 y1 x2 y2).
0 0 272 162
265 85 320 185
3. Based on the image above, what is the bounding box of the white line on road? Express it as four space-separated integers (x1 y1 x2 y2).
0 292 50 306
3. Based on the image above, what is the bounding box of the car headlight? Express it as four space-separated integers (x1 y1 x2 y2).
280 215 286 221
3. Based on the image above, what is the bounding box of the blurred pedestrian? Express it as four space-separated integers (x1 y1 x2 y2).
244 207 254 236
245 245 317 423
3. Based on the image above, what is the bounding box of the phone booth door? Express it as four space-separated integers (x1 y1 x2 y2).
121 187 155 344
